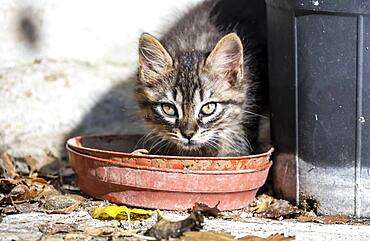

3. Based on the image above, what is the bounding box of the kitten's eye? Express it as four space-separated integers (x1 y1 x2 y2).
161 103 176 116
200 103 217 116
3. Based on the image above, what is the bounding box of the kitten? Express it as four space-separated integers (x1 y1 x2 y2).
135 0 268 156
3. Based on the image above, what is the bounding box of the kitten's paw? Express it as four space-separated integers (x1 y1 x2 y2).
131 149 149 155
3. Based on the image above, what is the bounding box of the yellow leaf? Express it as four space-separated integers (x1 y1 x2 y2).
92 205 153 221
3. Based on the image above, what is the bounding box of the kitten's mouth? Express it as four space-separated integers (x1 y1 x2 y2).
176 138 205 149
169 132 212 150
184 140 195 146
180 138 195 145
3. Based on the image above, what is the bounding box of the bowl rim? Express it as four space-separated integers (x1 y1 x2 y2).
67 145 273 174
67 134 274 161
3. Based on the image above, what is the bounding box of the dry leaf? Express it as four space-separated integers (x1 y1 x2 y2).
0 178 22 190
250 194 274 213
296 215 323 223
43 194 85 214
239 233 295 241
24 155 39 175
38 222 77 234
296 211 320 223
178 231 235 241
9 184 31 202
262 199 300 219
92 205 152 221
176 232 294 241
64 233 91 240
145 210 204 240
0 152 18 178
80 227 155 240
249 195 300 219
297 214 351 225
321 215 351 224
36 184 60 200
190 202 221 218
266 233 295 241
82 227 115 236
0 176 60 205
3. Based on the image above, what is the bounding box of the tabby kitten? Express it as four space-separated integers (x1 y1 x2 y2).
135 0 267 156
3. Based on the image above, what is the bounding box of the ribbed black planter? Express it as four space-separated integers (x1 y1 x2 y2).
267 0 370 217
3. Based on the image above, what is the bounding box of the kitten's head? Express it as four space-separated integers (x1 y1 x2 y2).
136 33 251 156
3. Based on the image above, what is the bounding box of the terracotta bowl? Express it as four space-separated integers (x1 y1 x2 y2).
67 134 273 211
67 135 273 171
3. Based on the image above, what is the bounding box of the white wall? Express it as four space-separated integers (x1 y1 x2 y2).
0 0 202 169
0 0 202 67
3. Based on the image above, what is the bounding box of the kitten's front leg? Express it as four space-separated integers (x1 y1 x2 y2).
131 149 149 155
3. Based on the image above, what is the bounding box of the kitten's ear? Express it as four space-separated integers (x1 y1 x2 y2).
138 33 173 82
204 33 243 84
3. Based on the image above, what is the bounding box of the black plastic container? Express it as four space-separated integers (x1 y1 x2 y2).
267 0 370 217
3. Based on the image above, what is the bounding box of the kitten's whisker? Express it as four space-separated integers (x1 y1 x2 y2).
242 135 253 152
218 132 241 154
142 131 160 148
242 110 269 119
135 130 155 149
227 128 253 153
140 131 153 145
149 138 167 153
153 141 169 154
146 135 160 151
148 139 163 152
156 139 171 153
207 140 220 152
143 135 158 147
168 133 178 138
162 142 173 155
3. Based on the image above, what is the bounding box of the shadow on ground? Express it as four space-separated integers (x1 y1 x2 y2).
60 75 145 160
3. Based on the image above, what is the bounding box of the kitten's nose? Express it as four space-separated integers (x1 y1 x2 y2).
180 128 196 140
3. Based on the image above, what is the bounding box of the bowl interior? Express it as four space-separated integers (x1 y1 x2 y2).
67 134 273 171
77 134 143 153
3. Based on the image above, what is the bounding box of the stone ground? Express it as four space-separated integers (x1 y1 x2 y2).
1 206 370 241
0 59 145 169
